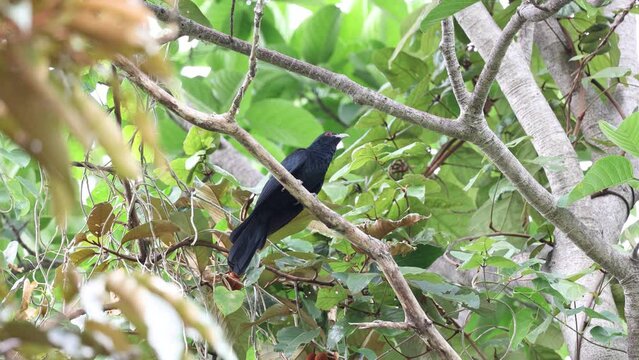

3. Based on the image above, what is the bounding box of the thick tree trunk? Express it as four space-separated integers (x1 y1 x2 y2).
534 17 632 359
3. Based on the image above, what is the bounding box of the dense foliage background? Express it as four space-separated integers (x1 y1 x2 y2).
0 0 638 359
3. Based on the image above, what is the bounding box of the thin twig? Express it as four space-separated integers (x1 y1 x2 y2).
424 139 465 177
71 161 115 174
226 0 264 120
350 320 413 330
65 301 120 320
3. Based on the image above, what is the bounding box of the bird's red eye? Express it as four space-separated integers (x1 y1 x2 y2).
324 131 334 136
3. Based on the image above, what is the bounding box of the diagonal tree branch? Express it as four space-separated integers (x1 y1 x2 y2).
463 11 526 118
144 2 467 139
116 47 462 360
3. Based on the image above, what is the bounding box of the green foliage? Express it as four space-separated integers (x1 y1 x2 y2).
420 0 480 30
0 0 633 359
559 156 637 206
599 112 639 157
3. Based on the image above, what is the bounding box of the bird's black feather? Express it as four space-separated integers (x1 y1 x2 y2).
228 133 344 274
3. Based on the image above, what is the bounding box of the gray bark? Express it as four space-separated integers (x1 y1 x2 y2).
535 17 632 359
458 3 636 358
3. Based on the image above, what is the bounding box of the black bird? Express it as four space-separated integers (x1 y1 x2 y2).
228 132 347 275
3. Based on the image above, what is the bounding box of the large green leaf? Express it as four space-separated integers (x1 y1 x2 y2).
274 327 320 355
558 155 638 207
178 0 212 28
599 112 639 157
290 6 342 64
245 99 324 147
420 0 480 30
372 48 428 91
213 286 246 316
316 284 348 310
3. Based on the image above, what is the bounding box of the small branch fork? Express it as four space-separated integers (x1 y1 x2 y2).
118 0 639 357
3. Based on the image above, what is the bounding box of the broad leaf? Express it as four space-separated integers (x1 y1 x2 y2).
213 286 245 316
121 220 181 243
316 284 348 310
420 0 480 30
290 6 341 64
558 155 637 207
245 99 323 148
599 112 639 157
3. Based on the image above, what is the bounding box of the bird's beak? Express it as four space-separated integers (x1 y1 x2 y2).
335 133 348 150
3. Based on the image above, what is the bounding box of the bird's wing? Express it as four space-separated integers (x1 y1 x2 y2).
254 149 308 208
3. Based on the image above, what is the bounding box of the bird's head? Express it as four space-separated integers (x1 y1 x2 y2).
309 131 349 151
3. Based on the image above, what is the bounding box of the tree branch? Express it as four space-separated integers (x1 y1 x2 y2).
440 18 469 107
116 61 461 359
143 2 467 139
464 11 525 118
350 320 413 330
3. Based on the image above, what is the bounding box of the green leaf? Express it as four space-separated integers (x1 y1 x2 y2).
420 0 480 30
213 286 245 316
372 48 428 91
590 326 625 344
356 348 378 360
245 99 323 148
333 273 379 293
485 256 518 269
550 279 587 302
290 6 342 64
558 156 637 207
599 112 639 157
316 284 348 310
178 0 212 28
410 279 480 308
585 66 631 81
394 244 444 268
274 327 320 355
183 127 217 156
372 0 408 20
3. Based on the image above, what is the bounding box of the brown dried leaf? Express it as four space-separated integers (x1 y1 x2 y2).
87 202 116 237
121 220 180 243
358 213 428 239
54 264 80 302
85 320 132 353
0 48 77 220
74 232 89 244
389 241 416 256
148 196 171 220
213 229 232 250
16 279 37 320
70 248 96 265
194 183 227 223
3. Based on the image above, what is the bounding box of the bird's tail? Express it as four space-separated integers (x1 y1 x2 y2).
228 213 269 275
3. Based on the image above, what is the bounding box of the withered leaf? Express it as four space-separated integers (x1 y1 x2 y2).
121 220 180 243
358 213 428 239
87 202 116 237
